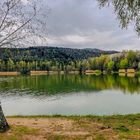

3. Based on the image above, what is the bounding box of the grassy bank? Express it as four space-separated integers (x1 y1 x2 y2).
0 114 139 140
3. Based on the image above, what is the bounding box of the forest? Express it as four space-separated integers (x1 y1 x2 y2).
0 47 139 73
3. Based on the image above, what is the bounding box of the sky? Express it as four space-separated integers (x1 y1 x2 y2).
45 0 140 51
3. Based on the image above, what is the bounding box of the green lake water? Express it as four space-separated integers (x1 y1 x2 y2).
0 74 140 116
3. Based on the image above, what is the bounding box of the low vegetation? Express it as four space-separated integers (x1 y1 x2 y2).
0 114 139 140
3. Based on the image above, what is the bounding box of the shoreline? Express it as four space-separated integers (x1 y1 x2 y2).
6 113 140 118
0 70 139 76
1 114 139 140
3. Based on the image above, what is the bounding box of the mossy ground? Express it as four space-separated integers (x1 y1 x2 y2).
0 114 139 140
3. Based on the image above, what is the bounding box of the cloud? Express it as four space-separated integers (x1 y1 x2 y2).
45 0 140 50
48 30 118 46
21 0 29 5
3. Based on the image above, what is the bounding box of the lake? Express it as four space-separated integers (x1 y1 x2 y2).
0 74 140 116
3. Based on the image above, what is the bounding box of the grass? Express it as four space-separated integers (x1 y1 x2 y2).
1 114 140 140
12 125 39 135
0 125 40 140
7 113 140 120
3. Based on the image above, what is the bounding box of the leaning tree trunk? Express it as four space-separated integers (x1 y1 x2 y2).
0 103 9 132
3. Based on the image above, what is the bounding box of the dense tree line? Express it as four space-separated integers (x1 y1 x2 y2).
0 47 139 73
85 51 140 72
0 47 117 73
0 47 117 62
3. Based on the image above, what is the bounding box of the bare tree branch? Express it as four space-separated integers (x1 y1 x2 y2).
0 0 48 47
0 10 36 45
0 0 20 30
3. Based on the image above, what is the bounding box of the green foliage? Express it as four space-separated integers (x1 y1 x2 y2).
94 70 102 75
107 60 115 71
0 48 139 73
119 58 129 69
115 125 130 132
97 0 140 35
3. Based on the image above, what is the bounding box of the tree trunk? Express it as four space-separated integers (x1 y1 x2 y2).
0 103 9 132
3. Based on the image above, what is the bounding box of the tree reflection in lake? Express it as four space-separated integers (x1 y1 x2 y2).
0 74 139 97
0 74 140 116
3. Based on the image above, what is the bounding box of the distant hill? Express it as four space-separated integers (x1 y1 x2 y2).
0 46 118 63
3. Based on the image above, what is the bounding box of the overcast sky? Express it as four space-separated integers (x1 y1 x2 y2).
45 0 140 51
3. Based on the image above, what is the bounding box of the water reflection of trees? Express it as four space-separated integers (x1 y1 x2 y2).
0 75 140 96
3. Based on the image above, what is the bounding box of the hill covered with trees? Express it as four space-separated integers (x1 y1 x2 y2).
0 46 118 73
0 46 118 62
0 47 139 74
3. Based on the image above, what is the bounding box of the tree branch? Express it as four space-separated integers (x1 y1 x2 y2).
0 0 20 30
0 11 36 46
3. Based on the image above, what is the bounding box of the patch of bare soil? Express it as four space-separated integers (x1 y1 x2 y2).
2 118 120 140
